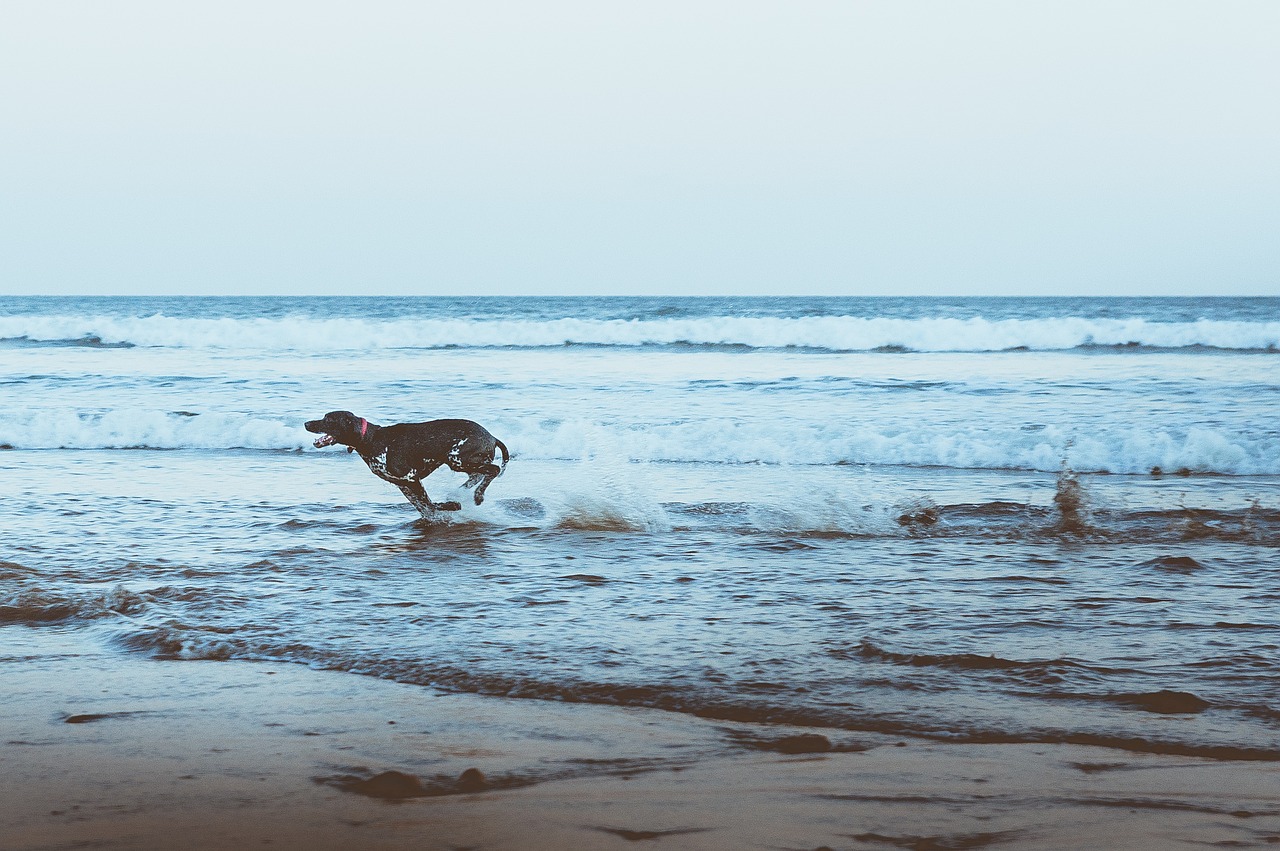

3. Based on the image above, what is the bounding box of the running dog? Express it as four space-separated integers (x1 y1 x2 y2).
304 411 508 516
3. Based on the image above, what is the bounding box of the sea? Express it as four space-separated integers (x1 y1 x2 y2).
2 295 1278 760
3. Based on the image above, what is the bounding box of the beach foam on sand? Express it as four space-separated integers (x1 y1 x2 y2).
2 628 1277 851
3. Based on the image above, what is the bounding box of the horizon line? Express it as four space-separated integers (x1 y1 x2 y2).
4 292 1278 299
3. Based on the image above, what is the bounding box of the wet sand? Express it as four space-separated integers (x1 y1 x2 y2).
2 628 1277 851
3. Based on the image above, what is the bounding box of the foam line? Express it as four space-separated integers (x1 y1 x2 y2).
1 410 1275 475
2 314 1278 352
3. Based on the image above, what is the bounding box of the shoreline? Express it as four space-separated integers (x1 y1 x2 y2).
2 628 1277 850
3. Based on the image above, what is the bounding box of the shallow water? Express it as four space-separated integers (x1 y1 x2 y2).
2 296 1277 761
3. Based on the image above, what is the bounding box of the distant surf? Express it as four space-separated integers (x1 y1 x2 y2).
2 312 1278 353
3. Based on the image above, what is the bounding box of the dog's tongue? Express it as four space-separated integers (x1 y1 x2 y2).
313 434 336 448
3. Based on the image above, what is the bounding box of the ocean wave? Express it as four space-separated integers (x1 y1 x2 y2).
0 583 147 624
2 313 1278 353
113 626 1280 761
2 409 1277 475
844 640 1107 681
671 497 1278 543
0 409 308 451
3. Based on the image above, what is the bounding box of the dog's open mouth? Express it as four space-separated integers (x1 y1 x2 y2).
313 434 336 448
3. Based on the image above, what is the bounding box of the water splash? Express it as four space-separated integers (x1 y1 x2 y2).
1051 465 1090 533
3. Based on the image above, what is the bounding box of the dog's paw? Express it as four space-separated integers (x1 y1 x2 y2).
436 501 462 512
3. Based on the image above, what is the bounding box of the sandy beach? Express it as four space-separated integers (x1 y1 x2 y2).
2 628 1275 851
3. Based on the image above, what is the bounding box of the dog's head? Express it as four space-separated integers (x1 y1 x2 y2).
304 411 367 449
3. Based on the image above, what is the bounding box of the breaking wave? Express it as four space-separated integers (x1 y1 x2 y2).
2 313 1278 353
0 409 305 451
2 409 1277 475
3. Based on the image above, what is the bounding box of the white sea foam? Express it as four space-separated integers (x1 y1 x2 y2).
2 313 1278 352
2 409 1276 475
0 409 308 451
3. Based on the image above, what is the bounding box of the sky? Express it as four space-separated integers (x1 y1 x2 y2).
1 1 1277 297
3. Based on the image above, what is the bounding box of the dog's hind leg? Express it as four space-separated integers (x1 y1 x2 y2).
449 441 505 506
463 463 503 506
447 462 499 505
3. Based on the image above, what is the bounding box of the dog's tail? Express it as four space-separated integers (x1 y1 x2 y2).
494 439 510 474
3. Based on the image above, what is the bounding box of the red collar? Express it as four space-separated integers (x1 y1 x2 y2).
359 418 368 438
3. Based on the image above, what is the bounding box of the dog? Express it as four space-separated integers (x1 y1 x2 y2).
304 411 508 517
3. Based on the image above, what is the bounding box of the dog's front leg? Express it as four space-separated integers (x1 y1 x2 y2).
396 483 435 518
397 480 460 517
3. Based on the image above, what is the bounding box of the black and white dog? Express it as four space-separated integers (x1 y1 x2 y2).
305 411 508 517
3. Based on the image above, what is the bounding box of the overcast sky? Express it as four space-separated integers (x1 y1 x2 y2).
1 1 1277 296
